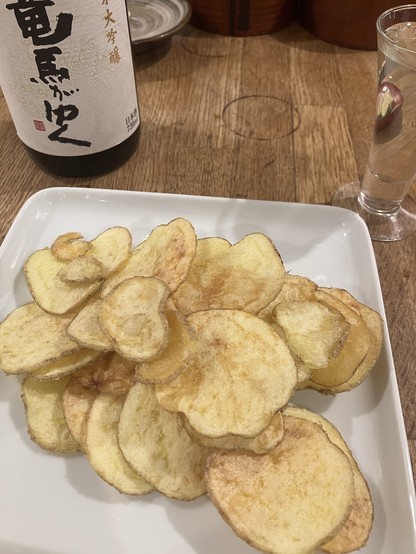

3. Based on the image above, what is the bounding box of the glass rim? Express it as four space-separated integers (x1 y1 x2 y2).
377 3 416 54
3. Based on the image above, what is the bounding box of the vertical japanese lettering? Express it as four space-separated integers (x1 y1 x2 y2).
6 0 91 148
5 0 135 149
103 0 121 64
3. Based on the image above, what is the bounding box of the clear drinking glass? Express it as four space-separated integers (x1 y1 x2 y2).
332 4 416 241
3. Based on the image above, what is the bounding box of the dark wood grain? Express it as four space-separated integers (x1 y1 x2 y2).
0 22 415 486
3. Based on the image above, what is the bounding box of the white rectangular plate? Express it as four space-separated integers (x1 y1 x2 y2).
0 187 415 554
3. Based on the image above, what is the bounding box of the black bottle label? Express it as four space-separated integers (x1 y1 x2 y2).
0 0 139 157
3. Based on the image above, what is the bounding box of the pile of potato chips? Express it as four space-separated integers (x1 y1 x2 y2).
0 218 383 554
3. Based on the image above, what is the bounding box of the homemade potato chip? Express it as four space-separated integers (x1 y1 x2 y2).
31 348 101 381
63 382 98 449
100 218 197 297
135 310 197 384
258 273 318 325
308 290 383 394
87 226 132 277
85 393 153 495
272 293 352 386
182 411 285 454
58 255 104 284
205 416 354 554
24 249 100 315
168 236 231 316
193 236 231 258
307 290 371 388
284 406 373 553
273 300 350 369
62 353 113 448
67 351 114 389
0 303 81 375
118 381 209 500
155 309 297 438
96 352 136 396
63 347 135 392
21 374 79 454
51 232 92 261
25 227 131 315
324 287 363 314
171 233 286 316
336 302 383 391
99 277 170 362
67 296 112 351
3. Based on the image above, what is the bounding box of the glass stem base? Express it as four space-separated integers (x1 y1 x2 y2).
332 182 416 242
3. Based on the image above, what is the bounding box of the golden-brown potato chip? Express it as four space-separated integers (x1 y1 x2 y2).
85 392 153 495
62 353 113 447
24 227 131 315
31 348 101 381
24 249 100 315
193 236 231 257
68 351 114 389
182 411 285 454
88 226 132 277
67 295 112 351
63 382 98 449
284 406 373 553
99 277 170 362
308 291 383 394
155 310 297 438
171 233 286 316
169 236 231 311
0 303 81 375
51 232 92 261
118 381 209 500
258 273 318 325
336 303 383 390
258 275 320 385
65 350 135 396
273 300 350 369
100 218 197 297
21 374 79 454
96 352 136 396
135 310 197 384
307 290 371 388
205 416 354 554
58 255 104 284
272 299 350 388
323 287 363 314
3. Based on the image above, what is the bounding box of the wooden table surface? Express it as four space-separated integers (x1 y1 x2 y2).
0 22 415 485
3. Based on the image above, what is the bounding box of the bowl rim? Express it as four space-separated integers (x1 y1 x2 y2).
129 0 192 45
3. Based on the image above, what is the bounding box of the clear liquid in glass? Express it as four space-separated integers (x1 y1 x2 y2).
359 21 416 215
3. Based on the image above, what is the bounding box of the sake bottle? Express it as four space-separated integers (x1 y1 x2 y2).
0 0 140 177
